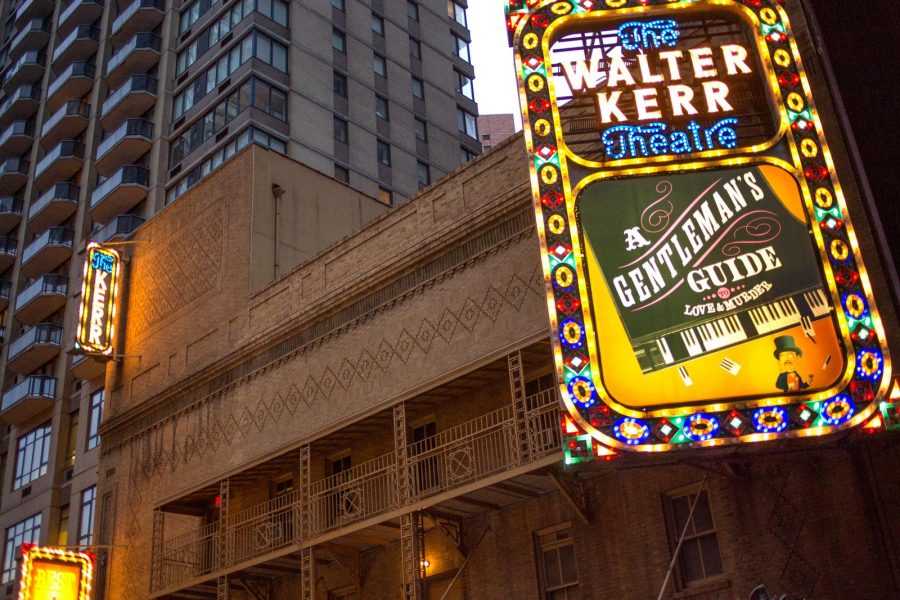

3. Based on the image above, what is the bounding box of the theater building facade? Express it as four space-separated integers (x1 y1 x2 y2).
94 8 900 596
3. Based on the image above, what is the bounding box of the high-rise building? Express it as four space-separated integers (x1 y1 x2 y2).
0 0 478 591
476 113 515 152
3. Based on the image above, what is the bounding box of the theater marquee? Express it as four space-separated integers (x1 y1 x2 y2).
18 546 93 600
507 0 893 460
75 243 122 357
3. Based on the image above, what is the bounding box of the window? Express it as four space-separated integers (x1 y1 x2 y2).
56 505 69 546
3 514 40 582
407 1 419 21
414 117 428 142
411 77 424 100
453 34 471 63
331 0 344 10
334 116 348 144
87 389 103 450
664 488 723 588
409 37 421 60
373 53 387 77
375 95 389 121
457 70 474 100
448 0 467 26
536 525 579 599
457 107 477 138
14 423 51 489
416 161 430 189
372 13 384 36
64 411 79 467
179 0 214 35
78 486 96 546
334 164 349 183
378 187 393 206
332 28 346 53
377 140 391 166
334 71 348 97
460 145 476 163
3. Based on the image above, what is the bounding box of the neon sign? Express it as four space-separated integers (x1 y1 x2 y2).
75 243 122 357
18 545 93 600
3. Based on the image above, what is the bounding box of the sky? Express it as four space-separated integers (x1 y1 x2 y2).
468 0 523 129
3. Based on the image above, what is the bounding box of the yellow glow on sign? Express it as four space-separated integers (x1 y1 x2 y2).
18 547 93 600
75 243 122 357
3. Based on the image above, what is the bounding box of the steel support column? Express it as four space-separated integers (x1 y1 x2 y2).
393 403 411 505
217 576 230 600
150 508 165 592
508 351 531 464
400 511 424 600
300 546 315 600
219 478 230 570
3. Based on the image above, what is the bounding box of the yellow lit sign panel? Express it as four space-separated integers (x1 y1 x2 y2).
18 546 93 600
507 0 892 460
75 243 122 357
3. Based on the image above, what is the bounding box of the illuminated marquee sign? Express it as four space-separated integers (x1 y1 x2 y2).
18 545 93 600
508 0 893 461
75 243 122 357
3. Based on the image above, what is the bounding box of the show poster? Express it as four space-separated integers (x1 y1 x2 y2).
508 0 892 459
579 165 844 407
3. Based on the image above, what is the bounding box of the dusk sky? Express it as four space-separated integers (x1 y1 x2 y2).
468 0 523 129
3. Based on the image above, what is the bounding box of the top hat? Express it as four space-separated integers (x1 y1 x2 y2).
773 335 803 359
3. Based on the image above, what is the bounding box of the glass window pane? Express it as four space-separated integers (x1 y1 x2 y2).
257 34 271 63
692 492 714 533
558 544 577 585
542 549 561 589
259 0 271 18
273 43 287 72
699 535 723 576
679 539 704 583
273 0 287 26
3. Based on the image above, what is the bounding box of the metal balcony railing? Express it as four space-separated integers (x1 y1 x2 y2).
58 0 103 30
47 61 94 99
1 375 55 412
0 280 10 303
101 74 156 117
7 323 63 361
91 213 144 243
0 156 28 178
51 25 99 64
29 182 78 218
9 19 47 55
41 100 89 137
112 0 163 36
0 84 38 117
34 139 83 177
2 51 42 85
0 119 32 144
152 390 562 593
21 226 73 264
95 117 152 159
106 32 160 75
0 195 22 215
0 235 17 257
14 274 67 312
91 165 148 207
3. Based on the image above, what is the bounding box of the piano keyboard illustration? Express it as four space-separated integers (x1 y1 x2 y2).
635 288 832 373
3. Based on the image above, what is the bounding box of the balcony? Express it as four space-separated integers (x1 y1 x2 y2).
111 0 164 45
14 0 53 27
2 51 44 91
0 195 22 232
71 352 105 380
152 389 562 595
7 324 63 373
41 101 89 148
0 85 40 127
28 183 78 234
0 280 10 310
0 157 29 194
100 74 156 129
0 375 56 425
14 274 67 324
20 226 73 278
33 139 83 190
0 119 33 156
105 32 160 88
46 61 94 112
51 25 99 69
90 166 148 223
0 236 16 270
56 0 104 38
91 213 144 243
95 118 152 175
8 19 49 60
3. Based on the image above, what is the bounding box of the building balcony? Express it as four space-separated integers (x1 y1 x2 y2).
0 280 10 311
0 195 23 232
0 236 16 270
151 387 562 596
0 85 40 127
71 352 105 380
100 74 156 129
95 118 152 175
7 324 63 373
2 51 44 92
41 101 89 148
91 213 144 243
51 25 99 69
8 19 49 60
28 183 78 234
56 0 104 38
0 375 56 425
14 274 67 325
0 157 29 194
90 166 148 223
46 61 94 112
105 32 160 88
33 139 83 190
0 119 33 156
14 0 53 27
111 0 164 45
20 226 73 278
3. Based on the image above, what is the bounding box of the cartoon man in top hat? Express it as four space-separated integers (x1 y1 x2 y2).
774 335 813 393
